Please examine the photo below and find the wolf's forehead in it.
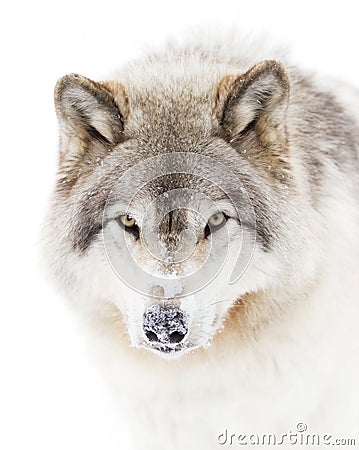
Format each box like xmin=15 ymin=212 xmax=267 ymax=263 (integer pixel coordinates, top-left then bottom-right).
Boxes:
xmin=133 ymin=173 xmax=226 ymax=206
xmin=124 ymin=86 xmax=215 ymax=147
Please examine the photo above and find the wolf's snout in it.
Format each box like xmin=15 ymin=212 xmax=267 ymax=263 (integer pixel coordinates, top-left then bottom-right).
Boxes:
xmin=143 ymin=304 xmax=188 ymax=345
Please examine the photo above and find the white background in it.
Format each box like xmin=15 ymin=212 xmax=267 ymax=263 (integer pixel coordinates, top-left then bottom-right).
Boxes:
xmin=1 ymin=1 xmax=358 ymax=449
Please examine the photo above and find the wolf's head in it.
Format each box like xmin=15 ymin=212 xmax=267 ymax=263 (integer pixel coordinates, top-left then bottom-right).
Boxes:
xmin=45 ymin=56 xmax=311 ymax=358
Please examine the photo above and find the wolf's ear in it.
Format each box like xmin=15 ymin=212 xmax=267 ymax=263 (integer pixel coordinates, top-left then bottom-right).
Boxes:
xmin=216 ymin=60 xmax=289 ymax=140
xmin=54 ymin=74 xmax=126 ymax=146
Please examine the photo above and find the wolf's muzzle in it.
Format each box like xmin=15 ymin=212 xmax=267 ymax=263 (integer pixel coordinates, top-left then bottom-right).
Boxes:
xmin=143 ymin=304 xmax=188 ymax=348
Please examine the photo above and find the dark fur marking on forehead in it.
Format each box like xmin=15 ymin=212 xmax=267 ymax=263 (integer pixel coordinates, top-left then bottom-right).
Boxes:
xmin=159 ymin=209 xmax=188 ymax=236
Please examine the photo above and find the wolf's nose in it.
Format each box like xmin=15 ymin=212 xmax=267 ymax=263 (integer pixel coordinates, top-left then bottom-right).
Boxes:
xmin=143 ymin=304 xmax=188 ymax=345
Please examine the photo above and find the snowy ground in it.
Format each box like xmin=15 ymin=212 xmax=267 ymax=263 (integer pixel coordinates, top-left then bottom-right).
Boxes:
xmin=1 ymin=1 xmax=358 ymax=449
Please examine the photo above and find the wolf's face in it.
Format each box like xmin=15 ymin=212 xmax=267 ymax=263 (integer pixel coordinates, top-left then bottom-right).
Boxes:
xmin=100 ymin=151 xmax=259 ymax=356
xmin=46 ymin=60 xmax=308 ymax=358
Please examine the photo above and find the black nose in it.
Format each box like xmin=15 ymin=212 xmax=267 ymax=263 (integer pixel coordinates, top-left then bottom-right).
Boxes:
xmin=143 ymin=305 xmax=188 ymax=345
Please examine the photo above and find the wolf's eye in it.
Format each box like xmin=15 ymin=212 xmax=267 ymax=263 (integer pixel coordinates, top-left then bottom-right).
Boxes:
xmin=119 ymin=215 xmax=136 ymax=228
xmin=204 ymin=212 xmax=227 ymax=237
xmin=116 ymin=215 xmax=139 ymax=239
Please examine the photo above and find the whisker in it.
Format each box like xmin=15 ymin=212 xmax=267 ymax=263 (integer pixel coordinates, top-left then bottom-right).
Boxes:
xmin=252 ymin=264 xmax=277 ymax=278
xmin=208 ymin=298 xmax=234 ymax=307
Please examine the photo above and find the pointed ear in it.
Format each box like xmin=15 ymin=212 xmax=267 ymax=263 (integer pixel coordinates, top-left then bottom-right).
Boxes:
xmin=54 ymin=74 xmax=126 ymax=147
xmin=216 ymin=60 xmax=289 ymax=140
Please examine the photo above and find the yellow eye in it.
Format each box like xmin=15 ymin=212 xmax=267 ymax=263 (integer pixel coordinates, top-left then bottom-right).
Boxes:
xmin=117 ymin=214 xmax=139 ymax=239
xmin=208 ymin=212 xmax=226 ymax=228
xmin=205 ymin=212 xmax=227 ymax=237
xmin=119 ymin=215 xmax=136 ymax=228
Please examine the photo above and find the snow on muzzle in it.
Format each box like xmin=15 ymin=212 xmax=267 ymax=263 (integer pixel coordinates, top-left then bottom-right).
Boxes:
xmin=102 ymin=152 xmax=256 ymax=298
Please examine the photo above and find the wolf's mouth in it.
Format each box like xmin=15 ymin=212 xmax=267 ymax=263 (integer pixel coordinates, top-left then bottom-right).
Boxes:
xmin=140 ymin=340 xmax=200 ymax=358
xmin=146 ymin=342 xmax=184 ymax=353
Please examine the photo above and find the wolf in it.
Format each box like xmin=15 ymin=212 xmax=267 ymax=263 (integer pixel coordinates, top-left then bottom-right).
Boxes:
xmin=43 ymin=36 xmax=359 ymax=449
